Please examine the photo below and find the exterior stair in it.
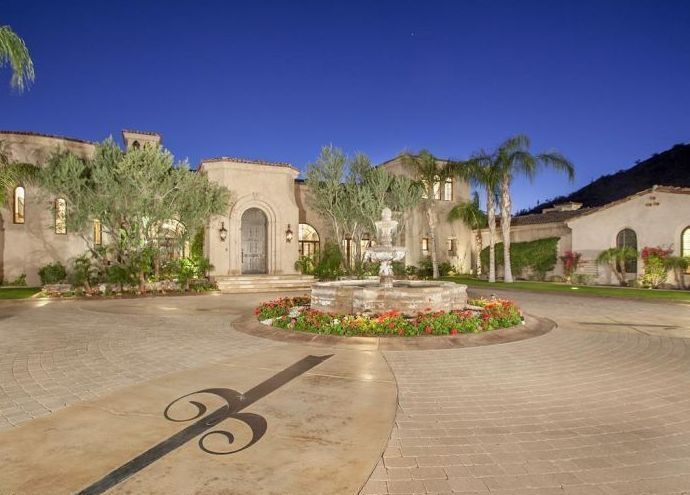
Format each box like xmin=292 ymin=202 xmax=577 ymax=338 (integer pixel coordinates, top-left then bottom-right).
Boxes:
xmin=214 ymin=274 xmax=315 ymax=293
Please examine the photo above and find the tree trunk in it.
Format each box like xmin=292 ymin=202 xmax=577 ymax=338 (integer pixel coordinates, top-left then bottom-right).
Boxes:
xmin=474 ymin=230 xmax=483 ymax=276
xmin=500 ymin=175 xmax=513 ymax=283
xmin=426 ymin=204 xmax=439 ymax=279
xmin=486 ymin=190 xmax=496 ymax=283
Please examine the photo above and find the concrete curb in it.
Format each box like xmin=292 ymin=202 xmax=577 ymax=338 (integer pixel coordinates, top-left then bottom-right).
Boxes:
xmin=233 ymin=312 xmax=556 ymax=351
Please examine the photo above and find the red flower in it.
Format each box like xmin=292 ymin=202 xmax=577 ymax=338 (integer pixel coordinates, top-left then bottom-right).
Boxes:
xmin=450 ymin=329 xmax=458 ymax=335
xmin=424 ymin=326 xmax=433 ymax=334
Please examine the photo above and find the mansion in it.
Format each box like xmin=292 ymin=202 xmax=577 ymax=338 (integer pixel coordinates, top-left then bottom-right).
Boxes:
xmin=1 ymin=129 xmax=688 ymax=289
xmin=0 ymin=130 xmax=472 ymax=287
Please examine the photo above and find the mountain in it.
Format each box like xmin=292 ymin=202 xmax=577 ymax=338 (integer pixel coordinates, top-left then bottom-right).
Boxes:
xmin=519 ymin=142 xmax=690 ymax=215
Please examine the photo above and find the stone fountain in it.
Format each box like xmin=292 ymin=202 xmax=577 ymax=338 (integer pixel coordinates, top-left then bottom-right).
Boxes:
xmin=310 ymin=208 xmax=467 ymax=316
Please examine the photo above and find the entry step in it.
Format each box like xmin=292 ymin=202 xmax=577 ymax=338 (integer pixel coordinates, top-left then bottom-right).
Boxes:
xmin=214 ymin=275 xmax=315 ymax=293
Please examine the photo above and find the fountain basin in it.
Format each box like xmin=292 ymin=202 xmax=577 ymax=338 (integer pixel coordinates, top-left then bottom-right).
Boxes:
xmin=311 ymin=279 xmax=468 ymax=316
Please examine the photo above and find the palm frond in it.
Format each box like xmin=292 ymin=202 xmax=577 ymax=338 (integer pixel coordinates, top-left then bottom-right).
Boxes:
xmin=0 ymin=25 xmax=35 ymax=92
xmin=537 ymin=151 xmax=575 ymax=181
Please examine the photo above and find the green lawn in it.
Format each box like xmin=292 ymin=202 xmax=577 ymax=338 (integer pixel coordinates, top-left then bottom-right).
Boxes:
xmin=0 ymin=287 xmax=41 ymax=299
xmin=444 ymin=276 xmax=690 ymax=302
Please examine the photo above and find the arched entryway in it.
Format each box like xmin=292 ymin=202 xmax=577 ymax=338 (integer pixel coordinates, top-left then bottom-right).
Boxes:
xmin=241 ymin=208 xmax=268 ymax=274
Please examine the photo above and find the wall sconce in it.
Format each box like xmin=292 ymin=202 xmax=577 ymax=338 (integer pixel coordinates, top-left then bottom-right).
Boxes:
xmin=219 ymin=221 xmax=228 ymax=242
xmin=285 ymin=224 xmax=294 ymax=243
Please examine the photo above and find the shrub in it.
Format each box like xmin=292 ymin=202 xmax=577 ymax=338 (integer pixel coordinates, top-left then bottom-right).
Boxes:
xmin=169 ymin=256 xmax=213 ymax=290
xmin=38 ymin=262 xmax=67 ymax=285
xmin=596 ymin=247 xmax=637 ymax=286
xmin=481 ymin=238 xmax=558 ymax=280
xmin=313 ymin=242 xmax=343 ymax=280
xmin=418 ymin=257 xmax=433 ymax=278
xmin=665 ymin=256 xmax=689 ymax=289
xmin=571 ymin=273 xmax=594 ymax=285
xmin=294 ymin=255 xmax=315 ymax=275
xmin=438 ymin=262 xmax=453 ymax=277
xmin=392 ymin=261 xmax=406 ymax=277
xmin=639 ymin=246 xmax=672 ymax=288
xmin=405 ymin=265 xmax=419 ymax=278
xmin=106 ymin=265 xmax=135 ymax=291
xmin=559 ymin=251 xmax=582 ymax=283
xmin=3 ymin=273 xmax=27 ymax=286
xmin=69 ymin=254 xmax=99 ymax=291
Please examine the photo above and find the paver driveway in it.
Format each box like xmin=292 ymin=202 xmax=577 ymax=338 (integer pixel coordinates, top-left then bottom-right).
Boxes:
xmin=0 ymin=289 xmax=689 ymax=494
xmin=364 ymin=290 xmax=690 ymax=495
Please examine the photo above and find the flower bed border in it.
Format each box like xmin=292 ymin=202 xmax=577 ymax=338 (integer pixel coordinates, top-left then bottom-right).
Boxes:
xmin=233 ymin=312 xmax=555 ymax=351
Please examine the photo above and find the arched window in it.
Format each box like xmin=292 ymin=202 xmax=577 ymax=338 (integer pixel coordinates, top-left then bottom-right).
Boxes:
xmin=298 ymin=224 xmax=320 ymax=258
xmin=55 ymin=198 xmax=67 ymax=234
xmin=13 ymin=186 xmax=25 ymax=224
xmin=159 ymin=219 xmax=186 ymax=261
xmin=93 ymin=219 xmax=102 ymax=246
xmin=616 ymin=228 xmax=637 ymax=273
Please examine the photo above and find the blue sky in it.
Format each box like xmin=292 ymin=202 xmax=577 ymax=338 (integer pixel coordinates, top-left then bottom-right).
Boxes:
xmin=2 ymin=0 xmax=689 ymax=211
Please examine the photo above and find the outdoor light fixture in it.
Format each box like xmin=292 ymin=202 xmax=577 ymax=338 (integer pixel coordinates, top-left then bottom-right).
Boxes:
xmin=219 ymin=221 xmax=228 ymax=242
xmin=285 ymin=224 xmax=294 ymax=243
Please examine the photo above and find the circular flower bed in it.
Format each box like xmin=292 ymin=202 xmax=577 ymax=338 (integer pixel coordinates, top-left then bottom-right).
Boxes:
xmin=255 ymin=296 xmax=523 ymax=337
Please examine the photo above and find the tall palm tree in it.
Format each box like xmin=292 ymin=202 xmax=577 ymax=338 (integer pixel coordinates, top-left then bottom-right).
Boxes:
xmin=450 ymin=155 xmax=501 ymax=282
xmin=487 ymin=135 xmax=574 ymax=283
xmin=0 ymin=25 xmax=35 ymax=92
xmin=402 ymin=150 xmax=453 ymax=279
xmin=448 ymin=191 xmax=486 ymax=276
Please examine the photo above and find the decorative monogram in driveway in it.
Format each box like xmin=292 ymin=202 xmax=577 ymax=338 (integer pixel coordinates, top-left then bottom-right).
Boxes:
xmin=77 ymin=354 xmax=333 ymax=495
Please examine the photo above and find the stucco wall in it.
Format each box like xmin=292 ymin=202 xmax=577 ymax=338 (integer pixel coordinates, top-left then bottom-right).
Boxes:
xmin=0 ymin=132 xmax=96 ymax=285
xmin=201 ymin=160 xmax=301 ymax=276
xmin=293 ymin=180 xmax=333 ymax=246
xmin=567 ymin=190 xmax=690 ymax=287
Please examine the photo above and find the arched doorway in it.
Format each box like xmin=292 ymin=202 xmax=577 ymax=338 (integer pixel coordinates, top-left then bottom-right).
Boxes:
xmin=241 ymin=208 xmax=267 ymax=274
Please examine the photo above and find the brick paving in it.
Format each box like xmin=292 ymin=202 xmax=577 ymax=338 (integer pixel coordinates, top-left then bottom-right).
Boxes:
xmin=362 ymin=290 xmax=690 ymax=494
xmin=0 ymin=294 xmax=279 ymax=430
xmin=2 ymin=290 xmax=690 ymax=494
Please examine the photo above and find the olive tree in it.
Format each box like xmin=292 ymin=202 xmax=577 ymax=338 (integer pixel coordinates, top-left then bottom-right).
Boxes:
xmin=40 ymin=139 xmax=232 ymax=292
xmin=306 ymin=145 xmax=421 ymax=273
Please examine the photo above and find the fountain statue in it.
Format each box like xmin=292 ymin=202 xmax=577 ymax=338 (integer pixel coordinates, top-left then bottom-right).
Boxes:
xmin=364 ymin=208 xmax=406 ymax=289
xmin=310 ymin=208 xmax=467 ymax=316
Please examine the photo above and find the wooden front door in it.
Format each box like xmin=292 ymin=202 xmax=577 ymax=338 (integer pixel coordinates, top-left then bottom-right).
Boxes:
xmin=241 ymin=208 xmax=267 ymax=274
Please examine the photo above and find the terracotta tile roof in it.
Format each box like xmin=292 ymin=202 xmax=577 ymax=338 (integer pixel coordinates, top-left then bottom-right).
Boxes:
xmin=0 ymin=130 xmax=95 ymax=145
xmin=200 ymin=156 xmax=297 ymax=171
xmin=508 ymin=208 xmax=596 ymax=226
xmin=121 ymin=129 xmax=161 ymax=137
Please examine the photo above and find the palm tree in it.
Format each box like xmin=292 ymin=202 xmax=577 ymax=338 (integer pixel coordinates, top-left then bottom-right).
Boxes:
xmin=402 ymin=150 xmax=453 ymax=279
xmin=450 ymin=155 xmax=501 ymax=282
xmin=488 ymin=135 xmax=574 ymax=283
xmin=0 ymin=25 xmax=35 ymax=92
xmin=448 ymin=191 xmax=486 ymax=276
xmin=597 ymin=247 xmax=637 ymax=286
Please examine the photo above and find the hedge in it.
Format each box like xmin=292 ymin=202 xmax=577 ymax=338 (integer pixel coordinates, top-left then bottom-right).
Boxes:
xmin=480 ymin=237 xmax=559 ymax=280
